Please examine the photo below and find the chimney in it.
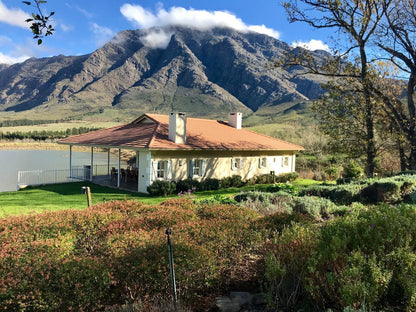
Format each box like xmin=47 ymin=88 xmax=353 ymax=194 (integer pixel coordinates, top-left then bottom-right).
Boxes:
xmin=169 ymin=112 xmax=187 ymax=144
xmin=228 ymin=112 xmax=242 ymax=129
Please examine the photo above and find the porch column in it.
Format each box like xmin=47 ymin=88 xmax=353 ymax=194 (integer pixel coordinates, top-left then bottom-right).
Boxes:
xmin=69 ymin=145 xmax=72 ymax=178
xmin=107 ymin=149 xmax=110 ymax=176
xmin=291 ymin=152 xmax=296 ymax=172
xmin=138 ymin=151 xmax=151 ymax=193
xmin=90 ymin=147 xmax=94 ymax=181
xmin=117 ymin=148 xmax=121 ymax=187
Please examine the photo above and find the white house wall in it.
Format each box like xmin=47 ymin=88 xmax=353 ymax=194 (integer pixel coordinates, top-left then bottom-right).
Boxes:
xmin=149 ymin=150 xmax=297 ymax=183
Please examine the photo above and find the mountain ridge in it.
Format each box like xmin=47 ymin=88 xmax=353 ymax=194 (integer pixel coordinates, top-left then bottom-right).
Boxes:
xmin=0 ymin=26 xmax=327 ymax=120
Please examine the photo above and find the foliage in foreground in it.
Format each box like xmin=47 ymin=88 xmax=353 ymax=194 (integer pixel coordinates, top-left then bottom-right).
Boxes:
xmin=0 ymin=198 xmax=261 ymax=311
xmin=263 ymin=204 xmax=416 ymax=311
xmin=1 ymin=177 xmax=416 ymax=311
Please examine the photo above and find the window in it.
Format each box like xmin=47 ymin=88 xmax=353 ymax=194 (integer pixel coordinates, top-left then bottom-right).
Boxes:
xmin=259 ymin=157 xmax=267 ymax=168
xmin=282 ymin=156 xmax=290 ymax=167
xmin=193 ymin=159 xmax=203 ymax=176
xmin=152 ymin=160 xmax=172 ymax=180
xmin=189 ymin=159 xmax=206 ymax=178
xmin=231 ymin=158 xmax=242 ymax=170
xmin=157 ymin=161 xmax=168 ymax=179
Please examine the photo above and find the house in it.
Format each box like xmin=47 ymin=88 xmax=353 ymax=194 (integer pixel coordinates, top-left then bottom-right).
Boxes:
xmin=58 ymin=112 xmax=304 ymax=193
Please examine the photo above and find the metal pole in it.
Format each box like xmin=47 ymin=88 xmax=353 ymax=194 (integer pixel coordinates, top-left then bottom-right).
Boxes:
xmin=117 ymin=148 xmax=121 ymax=188
xmin=166 ymin=228 xmax=178 ymax=308
xmin=90 ymin=147 xmax=94 ymax=181
xmin=69 ymin=145 xmax=72 ymax=178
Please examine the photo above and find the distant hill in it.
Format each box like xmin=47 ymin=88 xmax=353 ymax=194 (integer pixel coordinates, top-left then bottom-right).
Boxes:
xmin=0 ymin=26 xmax=328 ymax=120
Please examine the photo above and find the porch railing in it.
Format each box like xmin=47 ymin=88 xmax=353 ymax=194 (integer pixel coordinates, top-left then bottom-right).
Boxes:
xmin=17 ymin=164 xmax=120 ymax=188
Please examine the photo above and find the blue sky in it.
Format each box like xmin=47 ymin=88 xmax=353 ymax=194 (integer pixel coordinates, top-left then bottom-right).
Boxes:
xmin=0 ymin=0 xmax=332 ymax=64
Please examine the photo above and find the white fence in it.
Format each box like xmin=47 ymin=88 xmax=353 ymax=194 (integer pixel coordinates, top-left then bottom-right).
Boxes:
xmin=17 ymin=164 xmax=117 ymax=188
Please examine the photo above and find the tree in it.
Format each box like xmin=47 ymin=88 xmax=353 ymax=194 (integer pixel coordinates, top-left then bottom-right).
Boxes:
xmin=22 ymin=0 xmax=54 ymax=44
xmin=374 ymin=0 xmax=416 ymax=170
xmin=281 ymin=0 xmax=386 ymax=177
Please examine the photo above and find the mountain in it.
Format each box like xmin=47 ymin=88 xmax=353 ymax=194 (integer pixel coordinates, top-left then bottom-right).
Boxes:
xmin=0 ymin=26 xmax=327 ymax=120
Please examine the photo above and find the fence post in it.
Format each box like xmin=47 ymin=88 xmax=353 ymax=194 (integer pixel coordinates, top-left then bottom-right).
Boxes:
xmin=166 ymin=228 xmax=178 ymax=309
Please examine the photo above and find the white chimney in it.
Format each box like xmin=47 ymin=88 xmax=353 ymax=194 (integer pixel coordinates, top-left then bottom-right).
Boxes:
xmin=228 ymin=112 xmax=242 ymax=129
xmin=169 ymin=112 xmax=187 ymax=144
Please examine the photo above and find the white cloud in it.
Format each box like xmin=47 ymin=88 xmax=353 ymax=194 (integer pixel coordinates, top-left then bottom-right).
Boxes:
xmin=0 ymin=1 xmax=31 ymax=28
xmin=59 ymin=23 xmax=73 ymax=32
xmin=65 ymin=3 xmax=94 ymax=19
xmin=0 ymin=52 xmax=30 ymax=64
xmin=90 ymin=23 xmax=116 ymax=47
xmin=291 ymin=39 xmax=330 ymax=52
xmin=139 ymin=29 xmax=173 ymax=49
xmin=120 ymin=4 xmax=280 ymax=48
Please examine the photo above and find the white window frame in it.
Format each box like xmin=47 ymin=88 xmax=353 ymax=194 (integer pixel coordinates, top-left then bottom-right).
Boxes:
xmin=282 ymin=156 xmax=290 ymax=168
xmin=189 ymin=159 xmax=206 ymax=178
xmin=259 ymin=157 xmax=268 ymax=168
xmin=152 ymin=160 xmax=172 ymax=181
xmin=231 ymin=157 xmax=242 ymax=170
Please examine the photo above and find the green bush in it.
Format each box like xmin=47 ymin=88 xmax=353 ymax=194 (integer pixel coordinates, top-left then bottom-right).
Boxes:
xmin=360 ymin=181 xmax=401 ymax=204
xmin=266 ymin=183 xmax=298 ymax=195
xmin=325 ymin=165 xmax=340 ymax=180
xmin=343 ymin=159 xmax=363 ymax=179
xmin=220 ymin=175 xmax=244 ymax=188
xmin=284 ymin=196 xmax=343 ymax=220
xmin=359 ymin=177 xmax=416 ymax=204
xmin=175 ymin=178 xmax=200 ymax=193
xmin=147 ymin=180 xmax=176 ymax=196
xmin=299 ymin=184 xmax=361 ymax=205
xmin=199 ymin=178 xmax=220 ymax=191
xmin=264 ymin=204 xmax=416 ymax=311
xmin=254 ymin=173 xmax=275 ymax=184
xmin=275 ymin=172 xmax=299 ymax=183
xmin=234 ymin=191 xmax=293 ymax=215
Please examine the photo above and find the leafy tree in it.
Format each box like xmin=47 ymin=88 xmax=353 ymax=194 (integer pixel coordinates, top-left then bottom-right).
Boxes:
xmin=280 ymin=0 xmax=386 ymax=177
xmin=373 ymin=0 xmax=416 ymax=170
xmin=22 ymin=0 xmax=54 ymax=44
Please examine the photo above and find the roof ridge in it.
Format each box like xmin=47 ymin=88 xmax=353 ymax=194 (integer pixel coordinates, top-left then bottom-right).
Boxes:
xmin=57 ymin=123 xmax=126 ymax=142
xmin=146 ymin=115 xmax=162 ymax=148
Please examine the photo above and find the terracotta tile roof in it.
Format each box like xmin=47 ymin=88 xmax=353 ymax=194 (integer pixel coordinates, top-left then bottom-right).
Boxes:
xmin=58 ymin=113 xmax=304 ymax=151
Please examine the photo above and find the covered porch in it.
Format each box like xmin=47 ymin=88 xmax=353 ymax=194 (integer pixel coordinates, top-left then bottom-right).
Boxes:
xmin=66 ymin=145 xmax=152 ymax=193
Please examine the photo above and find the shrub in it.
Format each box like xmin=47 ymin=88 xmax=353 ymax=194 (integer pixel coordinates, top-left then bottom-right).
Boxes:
xmin=284 ymin=196 xmax=342 ymax=220
xmin=266 ymin=183 xmax=298 ymax=195
xmin=325 ymin=165 xmax=340 ymax=180
xmin=299 ymin=184 xmax=361 ymax=205
xmin=0 ymin=199 xmax=263 ymax=311
xmin=275 ymin=172 xmax=299 ymax=183
xmin=255 ymin=173 xmax=275 ymax=184
xmin=360 ymin=181 xmax=401 ymax=204
xmin=175 ymin=178 xmax=200 ymax=193
xmin=343 ymin=159 xmax=363 ymax=179
xmin=234 ymin=191 xmax=293 ymax=215
xmin=147 ymin=180 xmax=176 ymax=196
xmin=199 ymin=178 xmax=220 ymax=191
xmin=264 ymin=204 xmax=416 ymax=311
xmin=197 ymin=194 xmax=237 ymax=205
xmin=220 ymin=175 xmax=244 ymax=188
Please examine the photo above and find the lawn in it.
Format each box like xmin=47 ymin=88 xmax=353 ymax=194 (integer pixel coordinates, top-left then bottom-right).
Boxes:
xmin=0 ymin=181 xmax=291 ymax=218
xmin=0 ymin=182 xmax=161 ymax=218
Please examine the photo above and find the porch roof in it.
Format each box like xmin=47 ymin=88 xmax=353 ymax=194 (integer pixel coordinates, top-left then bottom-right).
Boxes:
xmin=58 ymin=113 xmax=304 ymax=151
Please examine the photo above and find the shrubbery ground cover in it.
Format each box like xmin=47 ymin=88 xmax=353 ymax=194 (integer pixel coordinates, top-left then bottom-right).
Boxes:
xmin=2 ymin=174 xmax=416 ymax=311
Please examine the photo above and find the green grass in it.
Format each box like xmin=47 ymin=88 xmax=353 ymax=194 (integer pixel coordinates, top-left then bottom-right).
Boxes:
xmin=0 ymin=179 xmax=321 ymax=218
xmin=0 ymin=182 xmax=164 ymax=218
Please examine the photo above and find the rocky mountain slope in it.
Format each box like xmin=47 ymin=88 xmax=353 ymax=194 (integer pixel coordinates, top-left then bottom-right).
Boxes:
xmin=0 ymin=26 xmax=327 ymax=119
